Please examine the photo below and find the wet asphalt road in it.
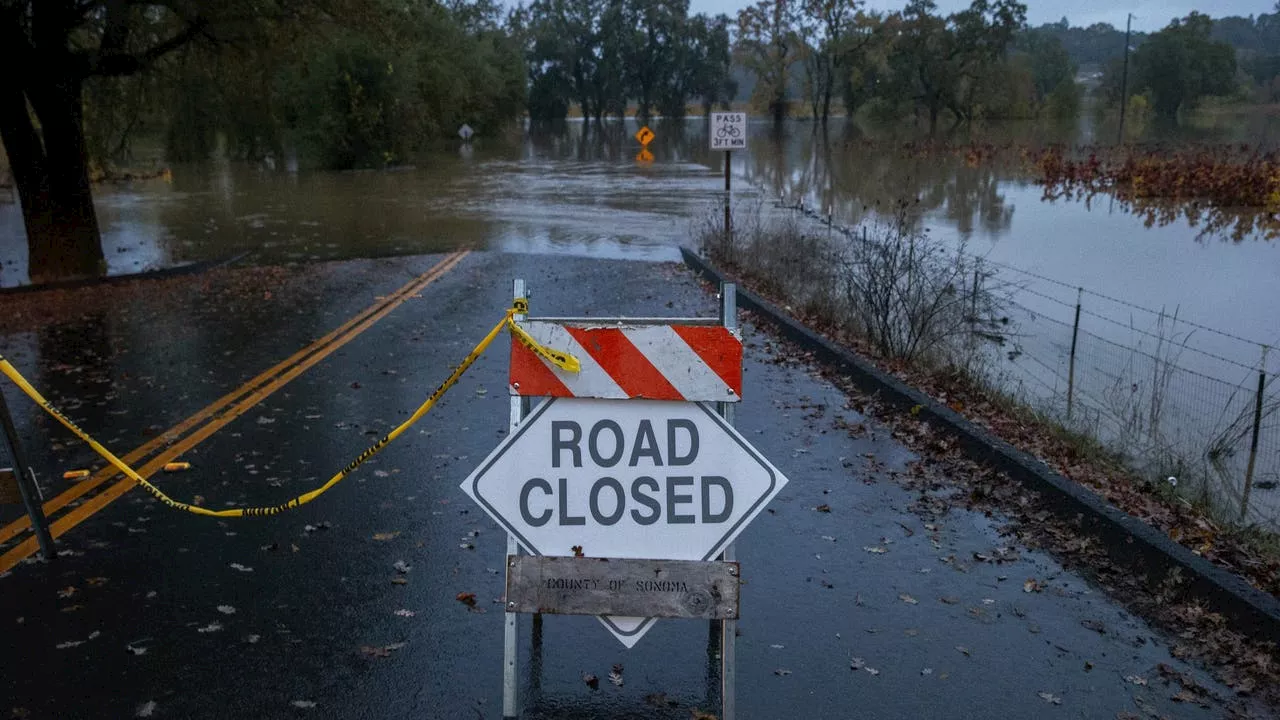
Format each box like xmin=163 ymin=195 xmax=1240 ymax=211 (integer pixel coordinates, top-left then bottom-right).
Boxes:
xmin=0 ymin=252 xmax=1243 ymax=719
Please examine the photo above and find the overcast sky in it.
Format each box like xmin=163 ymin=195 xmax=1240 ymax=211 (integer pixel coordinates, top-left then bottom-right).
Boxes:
xmin=688 ymin=0 xmax=1278 ymax=32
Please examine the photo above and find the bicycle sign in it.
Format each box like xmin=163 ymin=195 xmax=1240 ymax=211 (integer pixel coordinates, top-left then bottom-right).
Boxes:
xmin=710 ymin=112 xmax=747 ymax=151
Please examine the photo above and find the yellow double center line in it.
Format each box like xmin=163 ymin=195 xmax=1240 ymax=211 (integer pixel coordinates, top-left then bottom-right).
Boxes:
xmin=0 ymin=250 xmax=469 ymax=573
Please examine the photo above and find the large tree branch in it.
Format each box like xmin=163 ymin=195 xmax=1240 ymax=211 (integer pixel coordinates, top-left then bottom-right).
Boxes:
xmin=82 ymin=15 xmax=208 ymax=77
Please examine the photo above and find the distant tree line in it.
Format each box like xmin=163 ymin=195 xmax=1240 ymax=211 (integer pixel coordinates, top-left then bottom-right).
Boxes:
xmin=516 ymin=0 xmax=736 ymax=125
xmin=739 ymin=0 xmax=1278 ymax=128
xmin=734 ymin=0 xmax=1074 ymax=130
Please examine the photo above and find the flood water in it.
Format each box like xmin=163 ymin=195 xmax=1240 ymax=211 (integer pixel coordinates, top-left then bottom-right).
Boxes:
xmin=2 ymin=117 xmax=1277 ymax=519
xmin=2 ymin=118 xmax=1276 ymax=359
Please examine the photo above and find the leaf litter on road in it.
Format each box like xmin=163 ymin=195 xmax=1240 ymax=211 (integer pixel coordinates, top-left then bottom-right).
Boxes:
xmin=1037 ymin=692 xmax=1062 ymax=705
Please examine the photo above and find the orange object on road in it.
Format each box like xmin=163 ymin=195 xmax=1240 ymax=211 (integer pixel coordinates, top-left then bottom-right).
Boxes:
xmin=62 ymin=470 xmax=90 ymax=480
xmin=163 ymin=462 xmax=191 ymax=472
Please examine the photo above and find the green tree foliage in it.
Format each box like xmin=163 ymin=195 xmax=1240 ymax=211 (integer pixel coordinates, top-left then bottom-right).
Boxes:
xmin=1126 ymin=13 xmax=1237 ymax=117
xmin=796 ymin=0 xmax=876 ymax=125
xmin=885 ymin=0 xmax=1027 ymax=131
xmin=0 ymin=0 xmax=356 ymax=281
xmin=522 ymin=0 xmax=732 ymax=125
xmin=165 ymin=1 xmax=526 ymax=168
xmin=737 ymin=0 xmax=798 ymax=126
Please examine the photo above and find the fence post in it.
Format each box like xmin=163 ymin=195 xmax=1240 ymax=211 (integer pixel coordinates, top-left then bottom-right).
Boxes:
xmin=1240 ymin=345 xmax=1269 ymax=523
xmin=970 ymin=263 xmax=980 ymax=324
xmin=1066 ymin=288 xmax=1083 ymax=421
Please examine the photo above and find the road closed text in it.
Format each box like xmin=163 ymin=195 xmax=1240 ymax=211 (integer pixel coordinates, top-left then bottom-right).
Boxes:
xmin=518 ymin=419 xmax=733 ymax=527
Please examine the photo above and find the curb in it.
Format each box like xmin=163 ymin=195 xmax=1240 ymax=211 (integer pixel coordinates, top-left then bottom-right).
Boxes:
xmin=681 ymin=246 xmax=1280 ymax=646
xmin=0 ymin=252 xmax=252 ymax=295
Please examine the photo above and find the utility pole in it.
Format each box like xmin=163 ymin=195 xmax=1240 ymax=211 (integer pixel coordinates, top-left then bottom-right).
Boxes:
xmin=1117 ymin=13 xmax=1132 ymax=144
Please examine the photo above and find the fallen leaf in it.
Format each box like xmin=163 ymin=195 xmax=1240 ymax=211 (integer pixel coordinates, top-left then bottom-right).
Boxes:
xmin=246 ymin=635 xmax=261 ymax=644
xmin=217 ymin=605 xmax=236 ymax=615
xmin=197 ymin=622 xmax=222 ymax=633
xmin=690 ymin=709 xmax=718 ymax=720
xmin=583 ymin=673 xmax=599 ymax=689
xmin=372 ymin=532 xmax=399 ymax=541
xmin=956 ymin=646 xmax=971 ymax=656
xmin=1171 ymin=690 xmax=1198 ymax=704
xmin=571 ymin=545 xmax=584 ymax=558
xmin=1038 ymin=692 xmax=1062 ymax=705
xmin=1023 ymin=578 xmax=1042 ymax=593
xmin=815 ymin=504 xmax=831 ymax=513
xmin=863 ymin=546 xmax=887 ymax=554
xmin=136 ymin=701 xmax=157 ymax=717
xmin=774 ymin=668 xmax=792 ymax=676
xmin=229 ymin=563 xmax=253 ymax=573
xmin=57 ymin=586 xmax=77 ymax=599
xmin=1125 ymin=675 xmax=1147 ymax=686
xmin=291 ymin=700 xmax=316 ymax=709
xmin=85 ymin=577 xmax=108 ymax=587
xmin=921 ymin=668 xmax=933 ymax=675
xmin=393 ymin=560 xmax=411 ymax=574
xmin=645 ymin=692 xmax=677 ymax=708
xmin=609 ymin=663 xmax=624 ymax=686
xmin=899 ymin=594 xmax=918 ymax=605
xmin=360 ymin=645 xmax=391 ymax=658
xmin=390 ymin=577 xmax=408 ymax=585
xmin=1080 ymin=619 xmax=1106 ymax=634
xmin=456 ymin=592 xmax=477 ymax=608
xmin=55 ymin=640 xmax=84 ymax=650
xmin=939 ymin=596 xmax=959 ymax=605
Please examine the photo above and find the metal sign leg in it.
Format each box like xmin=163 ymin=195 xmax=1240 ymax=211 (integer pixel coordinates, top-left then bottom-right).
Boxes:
xmin=0 ymin=387 xmax=54 ymax=560
xmin=717 ymin=282 xmax=737 ymax=720
xmin=504 ymin=278 xmax=527 ymax=720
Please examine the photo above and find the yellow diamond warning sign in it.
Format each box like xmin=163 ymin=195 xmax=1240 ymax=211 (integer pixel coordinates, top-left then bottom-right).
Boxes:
xmin=635 ymin=126 xmax=654 ymax=146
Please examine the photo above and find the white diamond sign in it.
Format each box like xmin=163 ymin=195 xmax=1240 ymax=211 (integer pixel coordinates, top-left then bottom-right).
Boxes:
xmin=461 ymin=397 xmax=788 ymax=647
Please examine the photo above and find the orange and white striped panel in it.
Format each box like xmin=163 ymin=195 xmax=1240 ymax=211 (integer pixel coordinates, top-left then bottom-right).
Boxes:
xmin=510 ymin=321 xmax=742 ymax=402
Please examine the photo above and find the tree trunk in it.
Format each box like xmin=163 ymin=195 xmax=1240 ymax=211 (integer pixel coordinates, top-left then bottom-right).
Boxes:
xmin=772 ymin=95 xmax=786 ymax=128
xmin=0 ymin=78 xmax=105 ymax=283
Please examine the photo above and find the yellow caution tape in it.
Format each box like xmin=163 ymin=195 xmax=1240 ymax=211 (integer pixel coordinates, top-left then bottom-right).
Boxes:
xmin=0 ymin=298 xmax=576 ymax=518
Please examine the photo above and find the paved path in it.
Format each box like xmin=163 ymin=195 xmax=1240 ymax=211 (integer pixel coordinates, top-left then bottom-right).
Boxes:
xmin=0 ymin=252 xmax=1239 ymax=718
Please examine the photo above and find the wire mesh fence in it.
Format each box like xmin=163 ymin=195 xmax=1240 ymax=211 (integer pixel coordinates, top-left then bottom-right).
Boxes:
xmin=743 ymin=200 xmax=1278 ymax=530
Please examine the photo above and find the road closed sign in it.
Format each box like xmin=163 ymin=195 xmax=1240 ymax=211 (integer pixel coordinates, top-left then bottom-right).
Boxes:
xmin=461 ymin=397 xmax=787 ymax=646
xmin=710 ymin=112 xmax=747 ymax=151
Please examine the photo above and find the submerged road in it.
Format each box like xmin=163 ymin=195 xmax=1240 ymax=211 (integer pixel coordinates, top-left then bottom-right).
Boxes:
xmin=0 ymin=252 xmax=1243 ymax=719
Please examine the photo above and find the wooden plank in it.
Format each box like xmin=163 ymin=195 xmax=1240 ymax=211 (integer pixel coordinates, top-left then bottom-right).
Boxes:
xmin=505 ymin=555 xmax=739 ymax=619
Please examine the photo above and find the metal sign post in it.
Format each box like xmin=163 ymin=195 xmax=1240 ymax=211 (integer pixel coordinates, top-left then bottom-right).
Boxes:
xmin=0 ymin=389 xmax=54 ymax=560
xmin=717 ymin=283 xmax=737 ymax=720
xmin=469 ymin=279 xmax=779 ymax=719
xmin=710 ymin=113 xmax=747 ymax=250
xmin=503 ymin=278 xmax=527 ymax=720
